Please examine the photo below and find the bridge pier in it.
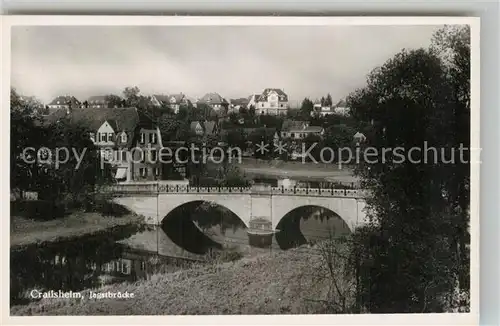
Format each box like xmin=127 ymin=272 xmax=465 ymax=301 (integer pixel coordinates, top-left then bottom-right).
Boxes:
xmin=108 ymin=184 xmax=368 ymax=246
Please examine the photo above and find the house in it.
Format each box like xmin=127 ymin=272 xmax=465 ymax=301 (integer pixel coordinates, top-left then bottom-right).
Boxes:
xmin=229 ymin=98 xmax=250 ymax=113
xmin=197 ymin=93 xmax=228 ymax=111
xmin=353 ymin=132 xmax=367 ymax=146
xmin=280 ymin=120 xmax=324 ymax=140
xmin=247 ymin=94 xmax=259 ymax=109
xmin=86 ymin=95 xmax=111 ymax=109
xmin=280 ymin=120 xmax=309 ymax=138
xmin=333 ymin=100 xmax=351 ymax=116
xmin=150 ymin=95 xmax=169 ymax=107
xmin=255 ymin=88 xmax=288 ymax=115
xmin=152 ymin=94 xmax=188 ymax=114
xmin=190 ymin=121 xmax=220 ymax=137
xmin=69 ymin=107 xmax=163 ymax=182
xmin=46 ymin=95 xmax=81 ymax=114
xmin=312 ymin=101 xmax=335 ymax=117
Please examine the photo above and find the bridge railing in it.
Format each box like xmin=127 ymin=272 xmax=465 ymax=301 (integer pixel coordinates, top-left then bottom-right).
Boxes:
xmin=105 ymin=182 xmax=368 ymax=198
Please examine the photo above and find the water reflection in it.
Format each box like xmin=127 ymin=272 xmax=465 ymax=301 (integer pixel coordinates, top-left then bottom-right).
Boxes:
xmin=10 ymin=203 xmax=352 ymax=307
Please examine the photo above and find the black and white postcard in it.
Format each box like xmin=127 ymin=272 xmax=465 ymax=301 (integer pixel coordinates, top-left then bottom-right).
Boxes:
xmin=2 ymin=16 xmax=480 ymax=325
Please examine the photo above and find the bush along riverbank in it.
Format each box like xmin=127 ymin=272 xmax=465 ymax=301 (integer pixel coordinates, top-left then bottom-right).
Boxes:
xmin=10 ymin=190 xmax=145 ymax=249
xmin=10 ymin=213 xmax=145 ymax=250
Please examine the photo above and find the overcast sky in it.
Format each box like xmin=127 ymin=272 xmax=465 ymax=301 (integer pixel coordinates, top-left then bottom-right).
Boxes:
xmin=11 ymin=25 xmax=442 ymax=104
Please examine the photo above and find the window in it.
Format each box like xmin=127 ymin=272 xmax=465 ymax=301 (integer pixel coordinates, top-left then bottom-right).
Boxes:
xmin=291 ymin=133 xmax=295 ymax=138
xmin=261 ymin=103 xmax=264 ymax=107
xmin=140 ymin=261 xmax=146 ymax=271
xmin=140 ymin=168 xmax=148 ymax=177
xmin=108 ymin=133 xmax=114 ymax=141
xmin=154 ymin=167 xmax=160 ymax=176
xmin=140 ymin=133 xmax=145 ymax=144
xmin=280 ymin=104 xmax=284 ymax=107
xmin=121 ymin=151 xmax=127 ymax=162
xmin=121 ymin=133 xmax=127 ymax=143
xmin=149 ymin=133 xmax=157 ymax=144
xmin=102 ymin=133 xmax=107 ymax=142
xmin=120 ymin=260 xmax=130 ymax=275
xmin=150 ymin=149 xmax=157 ymax=162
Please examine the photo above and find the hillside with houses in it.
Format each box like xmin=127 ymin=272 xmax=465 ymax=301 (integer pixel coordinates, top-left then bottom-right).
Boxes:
xmin=22 ymin=86 xmax=368 ymax=184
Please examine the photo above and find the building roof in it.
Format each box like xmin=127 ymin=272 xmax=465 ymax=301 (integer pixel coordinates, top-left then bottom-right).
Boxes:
xmin=198 ymin=92 xmax=227 ymax=105
xmin=288 ymin=126 xmax=323 ymax=133
xmin=69 ymin=107 xmax=145 ymax=133
xmin=230 ymin=98 xmax=250 ymax=106
xmin=169 ymin=93 xmax=186 ymax=103
xmin=335 ymin=99 xmax=347 ymax=107
xmin=87 ymin=95 xmax=109 ymax=104
xmin=153 ymin=94 xmax=187 ymax=104
xmin=281 ymin=120 xmax=308 ymax=131
xmin=244 ymin=127 xmax=277 ymax=138
xmin=48 ymin=95 xmax=81 ymax=106
xmin=203 ymin=121 xmax=217 ymax=135
xmin=256 ymin=88 xmax=288 ymax=102
xmin=353 ymin=132 xmax=366 ymax=140
xmin=190 ymin=121 xmax=203 ymax=131
xmin=190 ymin=120 xmax=218 ymax=136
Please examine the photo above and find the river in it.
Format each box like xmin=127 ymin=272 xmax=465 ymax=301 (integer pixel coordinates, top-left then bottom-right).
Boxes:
xmin=10 ymin=186 xmax=352 ymax=307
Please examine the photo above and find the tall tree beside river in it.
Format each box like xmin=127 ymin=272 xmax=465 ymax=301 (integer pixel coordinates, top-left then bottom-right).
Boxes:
xmin=346 ymin=26 xmax=471 ymax=313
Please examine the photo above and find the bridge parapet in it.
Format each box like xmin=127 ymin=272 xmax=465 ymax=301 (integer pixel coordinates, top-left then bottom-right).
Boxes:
xmin=105 ymin=182 xmax=368 ymax=198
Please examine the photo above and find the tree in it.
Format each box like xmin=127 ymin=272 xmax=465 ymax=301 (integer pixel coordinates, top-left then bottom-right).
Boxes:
xmin=324 ymin=124 xmax=356 ymax=151
xmin=250 ymin=128 xmax=274 ymax=159
xmin=300 ymin=98 xmax=314 ymax=120
xmin=105 ymin=94 xmax=124 ymax=108
xmin=122 ymin=86 xmax=140 ymax=101
xmin=158 ymin=114 xmax=182 ymax=141
xmin=259 ymin=114 xmax=283 ymax=129
xmin=430 ymin=25 xmax=471 ymax=292
xmin=302 ymin=134 xmax=323 ymax=162
xmin=347 ymin=48 xmax=461 ymax=312
xmin=223 ymin=128 xmax=246 ymax=149
xmin=10 ymin=88 xmax=46 ymax=191
xmin=44 ymin=119 xmax=103 ymax=202
xmin=325 ymin=93 xmax=333 ymax=107
xmin=195 ymin=103 xmax=215 ymax=121
xmin=248 ymin=104 xmax=256 ymax=118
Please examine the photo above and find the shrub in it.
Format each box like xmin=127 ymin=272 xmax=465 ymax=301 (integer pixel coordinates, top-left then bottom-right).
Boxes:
xmin=12 ymin=200 xmax=66 ymax=220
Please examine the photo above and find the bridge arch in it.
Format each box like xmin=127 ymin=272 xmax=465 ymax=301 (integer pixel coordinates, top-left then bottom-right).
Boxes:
xmin=272 ymin=195 xmax=366 ymax=232
xmin=160 ymin=200 xmax=248 ymax=230
xmin=157 ymin=193 xmax=252 ymax=228
xmin=275 ymin=205 xmax=352 ymax=249
xmin=160 ymin=200 xmax=248 ymax=255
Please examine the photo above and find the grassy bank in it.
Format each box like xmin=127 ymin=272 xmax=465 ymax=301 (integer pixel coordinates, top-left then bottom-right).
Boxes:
xmin=11 ymin=246 xmax=347 ymax=315
xmin=11 ymin=212 xmax=144 ymax=249
xmin=236 ymin=158 xmax=359 ymax=184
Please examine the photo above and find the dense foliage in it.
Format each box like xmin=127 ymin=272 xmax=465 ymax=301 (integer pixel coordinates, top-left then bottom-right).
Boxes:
xmin=344 ymin=25 xmax=471 ymax=313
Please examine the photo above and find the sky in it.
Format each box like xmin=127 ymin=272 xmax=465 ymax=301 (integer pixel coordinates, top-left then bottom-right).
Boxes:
xmin=11 ymin=25 xmax=443 ymax=105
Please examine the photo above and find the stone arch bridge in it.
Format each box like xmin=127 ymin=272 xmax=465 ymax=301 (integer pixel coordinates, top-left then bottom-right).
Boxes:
xmin=106 ymin=182 xmax=369 ymax=233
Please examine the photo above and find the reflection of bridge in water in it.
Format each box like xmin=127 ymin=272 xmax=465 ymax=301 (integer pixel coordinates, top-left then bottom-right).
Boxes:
xmin=106 ymin=182 xmax=369 ymax=243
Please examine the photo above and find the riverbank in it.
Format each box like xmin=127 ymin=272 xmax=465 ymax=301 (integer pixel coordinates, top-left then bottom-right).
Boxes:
xmin=11 ymin=212 xmax=144 ymax=249
xmin=11 ymin=246 xmax=340 ymax=315
xmin=237 ymin=158 xmax=359 ymax=184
